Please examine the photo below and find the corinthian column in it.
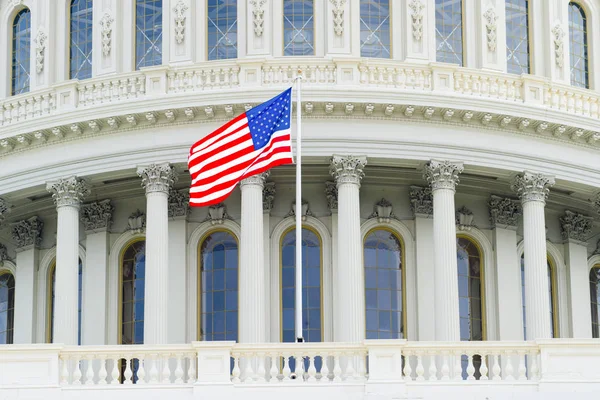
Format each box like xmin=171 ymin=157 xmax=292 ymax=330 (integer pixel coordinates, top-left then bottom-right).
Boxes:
xmin=239 ymin=172 xmax=269 ymax=343
xmin=137 ymin=163 xmax=177 ymax=344
xmin=330 ymin=155 xmax=367 ymax=342
xmin=423 ymin=160 xmax=463 ymax=341
xmin=512 ymin=172 xmax=555 ymax=340
xmin=47 ymin=177 xmax=90 ymax=345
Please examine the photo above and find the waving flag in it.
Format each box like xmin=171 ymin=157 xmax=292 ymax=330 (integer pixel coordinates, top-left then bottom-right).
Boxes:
xmin=188 ymin=89 xmax=294 ymax=207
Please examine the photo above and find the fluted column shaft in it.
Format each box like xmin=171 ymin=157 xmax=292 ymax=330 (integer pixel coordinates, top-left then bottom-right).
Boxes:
xmin=239 ymin=173 xmax=268 ymax=343
xmin=138 ymin=164 xmax=177 ymax=344
xmin=330 ymin=155 xmax=367 ymax=342
xmin=47 ymin=177 xmax=90 ymax=345
xmin=424 ymin=160 xmax=463 ymax=341
xmin=512 ymin=172 xmax=555 ymax=340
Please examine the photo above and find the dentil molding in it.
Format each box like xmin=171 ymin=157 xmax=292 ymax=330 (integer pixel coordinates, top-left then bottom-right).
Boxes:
xmin=511 ymin=172 xmax=555 ymax=204
xmin=330 ymin=155 xmax=367 ymax=187
xmin=488 ymin=195 xmax=521 ymax=229
xmin=409 ymin=186 xmax=433 ymax=217
xmin=423 ymin=160 xmax=464 ymax=191
xmin=560 ymin=210 xmax=593 ymax=242
xmin=11 ymin=216 xmax=43 ymax=248
xmin=137 ymin=163 xmax=178 ymax=194
xmin=81 ymin=199 xmax=113 ymax=231
xmin=46 ymin=176 xmax=90 ymax=208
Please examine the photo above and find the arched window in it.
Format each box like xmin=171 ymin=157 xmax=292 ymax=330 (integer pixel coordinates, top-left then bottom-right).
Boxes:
xmin=283 ymin=0 xmax=314 ymax=56
xmin=568 ymin=2 xmax=589 ymax=88
xmin=281 ymin=227 xmax=322 ymax=342
xmin=0 ymin=272 xmax=15 ymax=344
xmin=364 ymin=229 xmax=404 ymax=339
xmin=48 ymin=259 xmax=83 ymax=344
xmin=12 ymin=8 xmax=31 ymax=95
xmin=360 ymin=0 xmax=391 ymax=58
xmin=120 ymin=240 xmax=145 ymax=344
xmin=435 ymin=0 xmax=463 ymax=65
xmin=69 ymin=0 xmax=93 ymax=80
xmin=590 ymin=265 xmax=600 ymax=338
xmin=505 ymin=0 xmax=530 ymax=74
xmin=135 ymin=0 xmax=162 ymax=70
xmin=198 ymin=230 xmax=238 ymax=341
xmin=520 ymin=255 xmax=558 ymax=338
xmin=207 ymin=0 xmax=237 ymax=60
xmin=457 ymin=237 xmax=484 ymax=341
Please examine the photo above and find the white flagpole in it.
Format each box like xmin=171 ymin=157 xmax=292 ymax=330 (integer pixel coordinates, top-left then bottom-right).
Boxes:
xmin=295 ymin=73 xmax=303 ymax=342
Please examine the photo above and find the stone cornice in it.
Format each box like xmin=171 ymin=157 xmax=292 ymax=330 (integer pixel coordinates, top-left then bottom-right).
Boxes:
xmin=46 ymin=176 xmax=90 ymax=208
xmin=511 ymin=172 xmax=555 ymax=204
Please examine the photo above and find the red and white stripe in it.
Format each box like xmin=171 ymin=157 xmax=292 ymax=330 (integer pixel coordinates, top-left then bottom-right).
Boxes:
xmin=188 ymin=113 xmax=293 ymax=207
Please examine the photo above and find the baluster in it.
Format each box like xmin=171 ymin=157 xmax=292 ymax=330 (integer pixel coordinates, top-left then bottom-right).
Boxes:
xmin=491 ymin=354 xmax=501 ymax=381
xmin=517 ymin=351 xmax=527 ymax=381
xmin=320 ymin=353 xmax=330 ymax=382
xmin=110 ymin=357 xmax=120 ymax=385
xmin=231 ymin=353 xmax=241 ymax=383
xmin=415 ymin=354 xmax=424 ymax=381
xmin=60 ymin=355 xmax=70 ymax=385
xmin=269 ymin=352 xmax=279 ymax=383
xmin=123 ymin=357 xmax=133 ymax=385
xmin=402 ymin=351 xmax=413 ymax=382
xmin=345 ymin=353 xmax=355 ymax=381
xmin=85 ymin=355 xmax=95 ymax=385
xmin=256 ymin=352 xmax=267 ymax=383
xmin=73 ymin=355 xmax=83 ymax=385
xmin=174 ymin=354 xmax=184 ymax=384
xmin=98 ymin=355 xmax=108 ymax=385
xmin=149 ymin=354 xmax=159 ymax=384
xmin=137 ymin=356 xmax=146 ymax=384
xmin=428 ymin=352 xmax=438 ymax=381
xmin=293 ymin=353 xmax=304 ymax=381
xmin=307 ymin=355 xmax=317 ymax=382
xmin=161 ymin=355 xmax=171 ymax=384
xmin=358 ymin=352 xmax=367 ymax=381
xmin=504 ymin=351 xmax=515 ymax=380
xmin=453 ymin=351 xmax=463 ymax=381
xmin=466 ymin=353 xmax=475 ymax=380
xmin=188 ymin=354 xmax=197 ymax=383
xmin=244 ymin=354 xmax=255 ymax=383
xmin=332 ymin=352 xmax=342 ymax=383
xmin=479 ymin=352 xmax=489 ymax=380
xmin=529 ymin=351 xmax=539 ymax=381
xmin=282 ymin=354 xmax=291 ymax=381
xmin=441 ymin=352 xmax=450 ymax=380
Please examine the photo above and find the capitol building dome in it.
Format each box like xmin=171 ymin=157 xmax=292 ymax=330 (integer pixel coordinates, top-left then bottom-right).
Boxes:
xmin=1 ymin=1 xmax=600 ymax=399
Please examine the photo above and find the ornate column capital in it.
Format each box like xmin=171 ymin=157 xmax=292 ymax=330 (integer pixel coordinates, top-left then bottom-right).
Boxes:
xmin=262 ymin=181 xmax=276 ymax=212
xmin=240 ymin=172 xmax=269 ymax=189
xmin=325 ymin=181 xmax=338 ymax=212
xmin=511 ymin=171 xmax=555 ymax=204
xmin=409 ymin=185 xmax=433 ymax=217
xmin=488 ymin=195 xmax=521 ymax=229
xmin=137 ymin=163 xmax=178 ymax=194
xmin=423 ymin=160 xmax=464 ymax=191
xmin=329 ymin=155 xmax=367 ymax=187
xmin=81 ymin=199 xmax=114 ymax=232
xmin=560 ymin=210 xmax=593 ymax=243
xmin=168 ymin=188 xmax=190 ymax=218
xmin=11 ymin=216 xmax=43 ymax=248
xmin=46 ymin=177 xmax=90 ymax=208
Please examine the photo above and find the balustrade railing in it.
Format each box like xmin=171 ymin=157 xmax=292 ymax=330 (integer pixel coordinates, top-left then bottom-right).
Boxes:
xmin=167 ymin=64 xmax=240 ymax=93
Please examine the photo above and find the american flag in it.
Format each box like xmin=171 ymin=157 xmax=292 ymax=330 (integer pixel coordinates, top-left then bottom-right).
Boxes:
xmin=188 ymin=89 xmax=294 ymax=207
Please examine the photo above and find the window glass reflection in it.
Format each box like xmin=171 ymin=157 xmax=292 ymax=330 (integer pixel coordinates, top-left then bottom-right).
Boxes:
xmin=505 ymin=0 xmax=530 ymax=74
xmin=136 ymin=0 xmax=162 ymax=69
xmin=435 ymin=0 xmax=463 ymax=65
xmin=457 ymin=238 xmax=483 ymax=341
xmin=12 ymin=8 xmax=31 ymax=95
xmin=569 ymin=2 xmax=589 ymax=88
xmin=360 ymin=0 xmax=391 ymax=58
xmin=70 ymin=0 xmax=93 ymax=79
xmin=521 ymin=255 xmax=556 ymax=338
xmin=0 ymin=273 xmax=15 ymax=344
xmin=283 ymin=0 xmax=314 ymax=56
xmin=208 ymin=0 xmax=237 ymax=60
xmin=121 ymin=241 xmax=145 ymax=344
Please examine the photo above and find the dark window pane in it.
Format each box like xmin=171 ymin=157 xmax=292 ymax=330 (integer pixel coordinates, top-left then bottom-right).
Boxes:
xmin=569 ymin=2 xmax=589 ymax=88
xmin=70 ymin=0 xmax=93 ymax=79
xmin=360 ymin=0 xmax=391 ymax=58
xmin=436 ymin=0 xmax=463 ymax=65
xmin=136 ymin=0 xmax=162 ymax=69
xmin=283 ymin=0 xmax=314 ymax=56
xmin=12 ymin=8 xmax=31 ymax=95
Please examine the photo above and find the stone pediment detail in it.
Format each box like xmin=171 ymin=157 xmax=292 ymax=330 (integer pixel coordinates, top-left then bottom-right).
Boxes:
xmin=128 ymin=210 xmax=145 ymax=233
xmin=456 ymin=206 xmax=475 ymax=231
xmin=368 ymin=198 xmax=396 ymax=223
xmin=204 ymin=203 xmax=230 ymax=225
xmin=286 ymin=200 xmax=313 ymax=221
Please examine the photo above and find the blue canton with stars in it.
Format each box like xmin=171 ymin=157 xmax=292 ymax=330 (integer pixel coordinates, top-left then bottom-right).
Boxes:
xmin=246 ymin=88 xmax=292 ymax=150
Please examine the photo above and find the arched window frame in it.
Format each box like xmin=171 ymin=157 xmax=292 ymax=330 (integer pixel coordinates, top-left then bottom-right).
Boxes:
xmin=0 ymin=262 xmax=16 ymax=345
xmin=505 ymin=0 xmax=531 ymax=75
xmin=196 ymin=228 xmax=240 ymax=341
xmin=118 ymin=238 xmax=146 ymax=345
xmin=435 ymin=0 xmax=465 ymax=66
xmin=69 ymin=0 xmax=93 ymax=80
xmin=456 ymin=234 xmax=487 ymax=341
xmin=10 ymin=7 xmax=32 ymax=95
xmin=568 ymin=1 xmax=590 ymax=88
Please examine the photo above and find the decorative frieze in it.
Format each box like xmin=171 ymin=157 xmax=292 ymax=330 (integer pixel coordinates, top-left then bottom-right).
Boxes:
xmin=325 ymin=181 xmax=338 ymax=212
xmin=262 ymin=182 xmax=276 ymax=212
xmin=34 ymin=29 xmax=48 ymax=74
xmin=137 ymin=163 xmax=177 ymax=194
xmin=409 ymin=0 xmax=424 ymax=41
xmin=330 ymin=155 xmax=367 ymax=187
xmin=330 ymin=0 xmax=346 ymax=36
xmin=173 ymin=0 xmax=188 ymax=44
xmin=488 ymin=195 xmax=521 ymax=228
xmin=205 ymin=203 xmax=229 ymax=225
xmin=483 ymin=8 xmax=498 ymax=52
xmin=286 ymin=200 xmax=313 ymax=221
xmin=249 ymin=0 xmax=267 ymax=37
xmin=168 ymin=188 xmax=190 ymax=218
xmin=81 ymin=199 xmax=114 ymax=231
xmin=560 ymin=210 xmax=593 ymax=242
xmin=423 ymin=160 xmax=464 ymax=191
xmin=409 ymin=186 xmax=433 ymax=217
xmin=552 ymin=23 xmax=565 ymax=68
xmin=46 ymin=177 xmax=90 ymax=208
xmin=456 ymin=206 xmax=475 ymax=231
xmin=368 ymin=198 xmax=395 ymax=223
xmin=511 ymin=172 xmax=555 ymax=204
xmin=11 ymin=216 xmax=43 ymax=248
xmin=0 ymin=243 xmax=8 ymax=262
xmin=127 ymin=210 xmax=145 ymax=233
xmin=99 ymin=12 xmax=114 ymax=57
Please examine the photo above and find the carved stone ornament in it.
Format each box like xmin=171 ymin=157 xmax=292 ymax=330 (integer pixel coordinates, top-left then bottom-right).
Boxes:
xmin=34 ymin=29 xmax=48 ymax=74
xmin=369 ymin=198 xmax=395 ymax=223
xmin=423 ymin=160 xmax=464 ymax=191
xmin=594 ymin=193 xmax=600 ymax=215
xmin=594 ymin=239 xmax=600 ymax=255
xmin=0 ymin=243 xmax=8 ymax=263
xmin=483 ymin=8 xmax=498 ymax=52
xmin=241 ymin=172 xmax=269 ymax=188
xmin=100 ymin=12 xmax=114 ymax=57
xmin=286 ymin=200 xmax=313 ymax=221
xmin=81 ymin=199 xmax=114 ymax=231
xmin=511 ymin=172 xmax=555 ymax=204
xmin=330 ymin=0 xmax=347 ymax=36
xmin=325 ymin=181 xmax=338 ymax=212
xmin=137 ymin=163 xmax=177 ymax=194
xmin=330 ymin=155 xmax=367 ymax=187
xmin=488 ymin=195 xmax=521 ymax=228
xmin=409 ymin=186 xmax=433 ymax=217
xmin=128 ymin=210 xmax=146 ymax=233
xmin=409 ymin=0 xmax=425 ymax=41
xmin=560 ymin=210 xmax=593 ymax=242
xmin=552 ymin=23 xmax=565 ymax=68
xmin=173 ymin=0 xmax=188 ymax=44
xmin=168 ymin=188 xmax=190 ymax=218
xmin=249 ymin=0 xmax=267 ymax=37
xmin=11 ymin=216 xmax=43 ymax=248
xmin=262 ymin=182 xmax=276 ymax=211
xmin=46 ymin=177 xmax=90 ymax=208
xmin=205 ymin=203 xmax=229 ymax=225
xmin=0 ymin=198 xmax=10 ymax=223
xmin=456 ymin=206 xmax=475 ymax=231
